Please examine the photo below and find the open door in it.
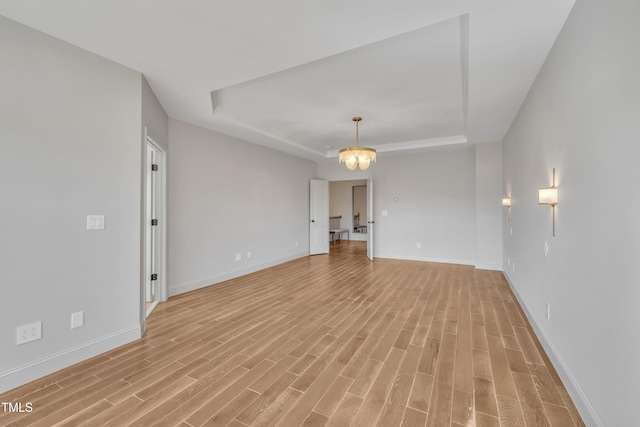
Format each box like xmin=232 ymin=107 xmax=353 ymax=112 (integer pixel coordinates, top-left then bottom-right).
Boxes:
xmin=144 ymin=137 xmax=165 ymax=318
xmin=309 ymin=179 xmax=329 ymax=255
xmin=145 ymin=142 xmax=157 ymax=305
xmin=367 ymin=176 xmax=374 ymax=260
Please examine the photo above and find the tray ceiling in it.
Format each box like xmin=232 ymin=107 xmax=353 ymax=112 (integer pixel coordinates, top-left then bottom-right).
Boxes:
xmin=0 ymin=0 xmax=575 ymax=162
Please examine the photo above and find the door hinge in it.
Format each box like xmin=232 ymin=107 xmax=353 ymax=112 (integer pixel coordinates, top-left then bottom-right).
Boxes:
xmin=151 ymin=219 xmax=158 ymax=226
xmin=151 ymin=274 xmax=158 ymax=281
xmin=151 ymin=164 xmax=158 ymax=171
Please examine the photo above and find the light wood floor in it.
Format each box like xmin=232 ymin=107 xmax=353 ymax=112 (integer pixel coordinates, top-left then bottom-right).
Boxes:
xmin=0 ymin=241 xmax=585 ymax=426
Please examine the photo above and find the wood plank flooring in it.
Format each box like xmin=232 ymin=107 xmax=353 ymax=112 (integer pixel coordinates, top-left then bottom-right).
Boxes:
xmin=0 ymin=241 xmax=585 ymax=426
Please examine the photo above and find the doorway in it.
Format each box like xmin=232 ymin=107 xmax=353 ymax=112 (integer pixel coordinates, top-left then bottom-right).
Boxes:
xmin=309 ymin=179 xmax=330 ymax=255
xmin=144 ymin=137 xmax=167 ymax=318
xmin=328 ymin=178 xmax=374 ymax=260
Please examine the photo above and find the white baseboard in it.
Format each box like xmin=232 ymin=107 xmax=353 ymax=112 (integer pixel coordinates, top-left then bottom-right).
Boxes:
xmin=377 ymin=254 xmax=475 ymax=266
xmin=475 ymin=261 xmax=503 ymax=271
xmin=0 ymin=324 xmax=142 ymax=394
xmin=146 ymin=301 xmax=159 ymax=318
xmin=169 ymin=251 xmax=309 ymax=297
xmin=377 ymin=254 xmax=502 ymax=271
xmin=503 ymin=271 xmax=603 ymax=427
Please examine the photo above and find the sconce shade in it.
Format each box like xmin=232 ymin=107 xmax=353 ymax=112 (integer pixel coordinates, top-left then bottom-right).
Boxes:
xmin=538 ymin=187 xmax=558 ymax=205
xmin=539 ymin=167 xmax=558 ymax=236
xmin=502 ymin=198 xmax=511 ymax=207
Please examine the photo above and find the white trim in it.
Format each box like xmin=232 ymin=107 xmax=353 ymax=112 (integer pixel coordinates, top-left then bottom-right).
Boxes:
xmin=376 ymin=254 xmax=475 ymax=266
xmin=211 ymin=100 xmax=326 ymax=160
xmin=146 ymin=301 xmax=159 ymax=318
xmin=349 ymin=233 xmax=367 ymax=241
xmin=326 ymin=135 xmax=468 ymax=158
xmin=475 ymin=262 xmax=503 ymax=271
xmin=156 ymin=140 xmax=168 ymax=302
xmin=169 ymin=251 xmax=309 ymax=297
xmin=355 ymin=254 xmax=501 ymax=271
xmin=144 ymin=133 xmax=168 ymax=304
xmin=503 ymin=271 xmax=604 ymax=427
xmin=0 ymin=325 xmax=141 ymax=393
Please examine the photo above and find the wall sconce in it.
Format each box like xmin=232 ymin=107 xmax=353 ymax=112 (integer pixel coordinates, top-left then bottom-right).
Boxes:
xmin=502 ymin=197 xmax=511 ymax=221
xmin=538 ymin=168 xmax=558 ymax=236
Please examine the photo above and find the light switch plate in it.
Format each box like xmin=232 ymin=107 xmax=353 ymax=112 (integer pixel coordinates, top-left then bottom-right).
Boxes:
xmin=87 ymin=215 xmax=105 ymax=230
xmin=71 ymin=311 xmax=84 ymax=329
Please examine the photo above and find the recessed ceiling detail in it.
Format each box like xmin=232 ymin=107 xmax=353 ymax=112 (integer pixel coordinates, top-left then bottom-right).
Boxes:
xmin=212 ymin=16 xmax=469 ymax=160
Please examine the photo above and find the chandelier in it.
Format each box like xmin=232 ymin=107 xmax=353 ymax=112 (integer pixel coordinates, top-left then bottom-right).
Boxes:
xmin=339 ymin=116 xmax=376 ymax=170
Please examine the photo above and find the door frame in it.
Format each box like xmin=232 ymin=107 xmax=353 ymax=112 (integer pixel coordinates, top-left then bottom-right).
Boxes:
xmin=142 ymin=131 xmax=167 ymax=324
xmin=326 ymin=177 xmax=374 ymax=259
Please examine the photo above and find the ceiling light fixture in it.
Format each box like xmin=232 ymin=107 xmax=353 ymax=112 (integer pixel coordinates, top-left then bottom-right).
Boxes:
xmin=339 ymin=117 xmax=376 ymax=170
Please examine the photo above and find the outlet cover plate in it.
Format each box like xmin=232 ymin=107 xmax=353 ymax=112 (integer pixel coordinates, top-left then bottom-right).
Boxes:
xmin=17 ymin=321 xmax=42 ymax=345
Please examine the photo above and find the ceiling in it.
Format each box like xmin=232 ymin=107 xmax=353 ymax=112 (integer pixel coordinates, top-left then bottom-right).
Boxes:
xmin=0 ymin=0 xmax=575 ymax=162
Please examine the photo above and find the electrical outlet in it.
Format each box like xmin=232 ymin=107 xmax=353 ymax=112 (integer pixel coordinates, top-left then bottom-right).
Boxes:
xmin=295 ymin=241 xmax=298 ymax=247
xmin=235 ymin=253 xmax=241 ymax=261
xmin=247 ymin=251 xmax=251 ymax=259
xmin=17 ymin=321 xmax=42 ymax=345
xmin=507 ymin=257 xmax=511 ymax=265
xmin=544 ymin=241 xmax=549 ymax=256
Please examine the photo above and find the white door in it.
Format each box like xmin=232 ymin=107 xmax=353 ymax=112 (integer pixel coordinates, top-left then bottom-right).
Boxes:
xmin=367 ymin=176 xmax=374 ymax=261
xmin=145 ymin=139 xmax=165 ymax=312
xmin=309 ymin=179 xmax=329 ymax=255
xmin=145 ymin=143 xmax=157 ymax=303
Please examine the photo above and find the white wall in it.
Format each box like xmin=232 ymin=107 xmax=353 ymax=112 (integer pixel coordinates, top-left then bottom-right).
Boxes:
xmin=167 ymin=119 xmax=316 ymax=296
xmin=502 ymin=0 xmax=640 ymax=424
xmin=319 ymin=147 xmax=477 ymax=264
xmin=475 ymin=142 xmax=503 ymax=270
xmin=0 ymin=17 xmax=143 ymax=392
xmin=142 ymin=76 xmax=169 ymax=151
